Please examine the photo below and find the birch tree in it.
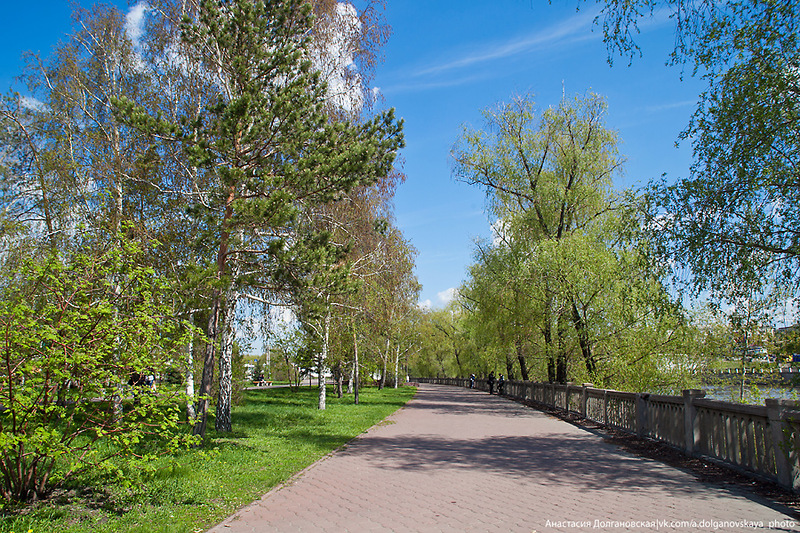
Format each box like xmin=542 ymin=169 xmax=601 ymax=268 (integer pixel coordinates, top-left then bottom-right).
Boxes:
xmin=115 ymin=0 xmax=403 ymax=434
xmin=583 ymin=0 xmax=800 ymax=299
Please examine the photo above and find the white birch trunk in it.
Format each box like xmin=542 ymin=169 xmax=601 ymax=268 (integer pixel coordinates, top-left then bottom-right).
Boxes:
xmin=186 ymin=313 xmax=196 ymax=420
xmin=352 ymin=325 xmax=359 ymax=405
xmin=394 ymin=343 xmax=400 ymax=389
xmin=318 ymin=309 xmax=331 ymax=410
xmin=380 ymin=337 xmax=390 ymax=389
xmin=215 ymin=291 xmax=238 ymax=431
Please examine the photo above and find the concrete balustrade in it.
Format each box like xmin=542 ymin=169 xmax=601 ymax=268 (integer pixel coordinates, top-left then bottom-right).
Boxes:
xmin=412 ymin=377 xmax=800 ymax=492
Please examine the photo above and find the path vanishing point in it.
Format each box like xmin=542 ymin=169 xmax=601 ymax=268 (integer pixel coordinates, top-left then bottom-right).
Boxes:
xmin=208 ymin=383 xmax=800 ymax=532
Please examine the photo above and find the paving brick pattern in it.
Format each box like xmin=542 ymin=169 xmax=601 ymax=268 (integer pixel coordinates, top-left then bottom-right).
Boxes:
xmin=208 ymin=384 xmax=800 ymax=532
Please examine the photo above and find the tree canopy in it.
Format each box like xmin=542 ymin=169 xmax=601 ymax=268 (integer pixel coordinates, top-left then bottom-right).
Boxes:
xmin=583 ymin=0 xmax=800 ymax=299
xmin=0 ymin=0 xmax=412 ymax=500
xmin=446 ymin=93 xmax=693 ymax=389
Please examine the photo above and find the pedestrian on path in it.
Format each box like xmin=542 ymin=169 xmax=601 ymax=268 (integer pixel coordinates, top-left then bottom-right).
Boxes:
xmin=498 ymin=374 xmax=505 ymax=395
xmin=487 ymin=371 xmax=495 ymax=394
xmin=469 ymin=373 xmax=475 ymax=388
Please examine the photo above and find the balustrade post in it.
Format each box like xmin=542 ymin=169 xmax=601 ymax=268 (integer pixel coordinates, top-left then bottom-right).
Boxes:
xmin=636 ymin=393 xmax=648 ymax=438
xmin=766 ymin=399 xmax=800 ymax=491
xmin=682 ymin=389 xmax=705 ymax=455
xmin=581 ymin=383 xmax=593 ymax=418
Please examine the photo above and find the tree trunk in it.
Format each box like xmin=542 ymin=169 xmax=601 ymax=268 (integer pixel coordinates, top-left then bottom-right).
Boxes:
xmin=216 ymin=291 xmax=238 ymax=432
xmin=194 ymin=290 xmax=222 ymax=438
xmin=515 ymin=333 xmax=529 ymax=381
xmin=505 ymin=356 xmax=514 ymax=380
xmin=544 ymin=292 xmax=555 ymax=383
xmin=571 ymin=298 xmax=596 ymax=375
xmin=195 ymin=185 xmax=234 ymax=438
xmin=453 ymin=346 xmax=463 ymax=377
xmin=394 ymin=343 xmax=400 ymax=389
xmin=318 ymin=309 xmax=331 ymax=410
xmin=335 ymin=361 xmax=343 ymax=398
xmin=186 ymin=313 xmax=196 ymax=421
xmin=346 ymin=360 xmax=353 ymax=394
xmin=379 ymin=337 xmax=390 ymax=390
xmin=556 ymin=309 xmax=568 ymax=384
xmin=352 ymin=325 xmax=359 ymax=405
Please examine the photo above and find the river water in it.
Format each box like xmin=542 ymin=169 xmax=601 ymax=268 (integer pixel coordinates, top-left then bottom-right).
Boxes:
xmin=703 ymin=384 xmax=800 ymax=404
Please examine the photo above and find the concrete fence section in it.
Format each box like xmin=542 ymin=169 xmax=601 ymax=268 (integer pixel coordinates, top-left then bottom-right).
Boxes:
xmin=413 ymin=377 xmax=800 ymax=492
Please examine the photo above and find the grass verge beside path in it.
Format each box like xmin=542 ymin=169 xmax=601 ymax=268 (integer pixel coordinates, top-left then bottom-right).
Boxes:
xmin=0 ymin=385 xmax=417 ymax=533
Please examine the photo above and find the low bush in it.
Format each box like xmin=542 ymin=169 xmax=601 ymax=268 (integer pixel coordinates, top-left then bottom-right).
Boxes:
xmin=0 ymin=241 xmax=196 ymax=503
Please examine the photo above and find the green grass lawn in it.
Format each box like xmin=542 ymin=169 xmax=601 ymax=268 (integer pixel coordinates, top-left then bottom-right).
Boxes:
xmin=0 ymin=385 xmax=417 ymax=533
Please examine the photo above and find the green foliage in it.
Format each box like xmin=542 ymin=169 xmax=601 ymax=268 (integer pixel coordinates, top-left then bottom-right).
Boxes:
xmin=113 ymin=0 xmax=404 ymax=427
xmin=587 ymin=0 xmax=800 ymax=300
xmin=450 ymin=92 xmax=692 ymax=389
xmin=0 ymin=238 xmax=196 ymax=502
xmin=409 ymin=307 xmax=468 ymax=378
xmin=115 ymin=0 xmax=404 ymax=284
xmin=0 ymin=386 xmax=416 ymax=532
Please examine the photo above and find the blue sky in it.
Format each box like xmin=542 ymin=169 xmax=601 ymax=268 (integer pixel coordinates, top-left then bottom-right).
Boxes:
xmin=377 ymin=2 xmax=704 ymax=309
xmin=1 ymin=1 xmax=705 ymax=309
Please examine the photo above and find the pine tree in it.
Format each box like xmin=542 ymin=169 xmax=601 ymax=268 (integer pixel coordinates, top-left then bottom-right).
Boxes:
xmin=115 ymin=0 xmax=403 ymax=436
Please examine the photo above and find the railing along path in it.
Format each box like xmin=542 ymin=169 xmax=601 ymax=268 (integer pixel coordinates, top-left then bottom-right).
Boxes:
xmin=413 ymin=377 xmax=800 ymax=492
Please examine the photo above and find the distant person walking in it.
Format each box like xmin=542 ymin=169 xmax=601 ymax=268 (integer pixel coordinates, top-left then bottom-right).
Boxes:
xmin=498 ymin=374 xmax=505 ymax=395
xmin=487 ymin=372 xmax=495 ymax=394
xmin=469 ymin=374 xmax=476 ymax=389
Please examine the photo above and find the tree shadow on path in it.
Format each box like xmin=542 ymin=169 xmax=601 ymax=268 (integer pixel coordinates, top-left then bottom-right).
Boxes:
xmin=354 ymin=384 xmax=800 ymax=519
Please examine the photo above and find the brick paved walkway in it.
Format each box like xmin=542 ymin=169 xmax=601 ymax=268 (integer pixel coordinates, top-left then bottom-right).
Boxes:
xmin=208 ymin=384 xmax=800 ymax=532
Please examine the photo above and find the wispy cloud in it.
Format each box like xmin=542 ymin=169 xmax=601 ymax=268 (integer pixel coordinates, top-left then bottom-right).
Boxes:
xmin=414 ymin=10 xmax=599 ymax=79
xmin=644 ymin=99 xmax=697 ymax=113
xmin=382 ymin=73 xmax=493 ymax=95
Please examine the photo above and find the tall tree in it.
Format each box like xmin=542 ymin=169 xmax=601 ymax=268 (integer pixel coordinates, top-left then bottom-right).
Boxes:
xmin=452 ymin=93 xmax=623 ymax=382
xmin=115 ymin=0 xmax=403 ymax=435
xmin=453 ymin=93 xmax=683 ymax=387
xmin=306 ymin=171 xmax=415 ymax=404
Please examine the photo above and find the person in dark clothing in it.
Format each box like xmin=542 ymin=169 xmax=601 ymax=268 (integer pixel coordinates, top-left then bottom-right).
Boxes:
xmin=469 ymin=373 xmax=476 ymax=389
xmin=498 ymin=374 xmax=505 ymax=395
xmin=487 ymin=371 xmax=495 ymax=394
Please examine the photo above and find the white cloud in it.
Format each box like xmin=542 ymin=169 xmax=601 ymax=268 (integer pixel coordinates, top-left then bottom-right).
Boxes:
xmin=123 ymin=2 xmax=149 ymax=73
xmin=19 ymin=95 xmax=46 ymax=112
xmin=437 ymin=287 xmax=458 ymax=306
xmin=418 ymin=299 xmax=433 ymax=310
xmin=125 ymin=2 xmax=148 ymax=47
xmin=490 ymin=218 xmax=511 ymax=247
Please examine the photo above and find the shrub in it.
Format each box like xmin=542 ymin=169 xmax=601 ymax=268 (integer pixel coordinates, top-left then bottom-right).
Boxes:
xmin=0 ymin=239 xmax=196 ymax=502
